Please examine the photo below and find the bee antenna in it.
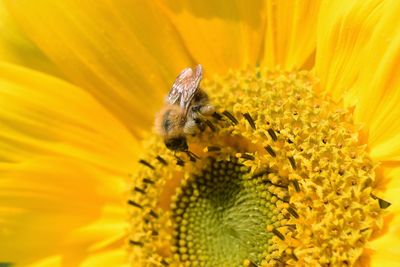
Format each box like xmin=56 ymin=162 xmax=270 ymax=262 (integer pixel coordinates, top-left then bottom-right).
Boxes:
xmin=186 ymin=150 xmax=200 ymax=160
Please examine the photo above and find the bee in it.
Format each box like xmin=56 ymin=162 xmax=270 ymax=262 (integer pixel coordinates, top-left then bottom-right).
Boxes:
xmin=155 ymin=64 xmax=214 ymax=152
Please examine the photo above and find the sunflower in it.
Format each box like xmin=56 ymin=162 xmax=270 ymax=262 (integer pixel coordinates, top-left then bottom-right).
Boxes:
xmin=0 ymin=0 xmax=399 ymax=266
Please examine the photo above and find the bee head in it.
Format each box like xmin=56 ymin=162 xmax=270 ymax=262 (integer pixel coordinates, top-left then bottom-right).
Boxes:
xmin=165 ymin=137 xmax=188 ymax=152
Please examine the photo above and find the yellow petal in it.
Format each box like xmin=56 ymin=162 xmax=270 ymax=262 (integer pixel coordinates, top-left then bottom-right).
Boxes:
xmin=315 ymin=0 xmax=384 ymax=98
xmin=159 ymin=0 xmax=321 ymax=72
xmin=262 ymin=0 xmax=321 ymax=69
xmin=345 ymin=0 xmax=400 ymax=160
xmin=362 ymin=29 xmax=400 ymax=161
xmin=0 ymin=62 xmax=138 ymax=172
xmin=367 ymin=165 xmax=400 ymax=266
xmin=25 ymin=249 xmax=127 ymax=267
xmin=65 ymin=204 xmax=126 ymax=253
xmin=81 ymin=249 xmax=128 ymax=267
xmin=0 ymin=2 xmax=60 ymax=77
xmin=0 ymin=64 xmax=132 ymax=265
xmin=158 ymin=0 xmax=264 ymax=73
xmin=4 ymin=0 xmax=194 ymax=136
xmin=315 ymin=0 xmax=400 ymax=161
xmin=370 ymin=254 xmax=400 ymax=267
xmin=25 ymin=256 xmax=61 ymax=267
xmin=0 ymin=157 xmax=127 ymax=266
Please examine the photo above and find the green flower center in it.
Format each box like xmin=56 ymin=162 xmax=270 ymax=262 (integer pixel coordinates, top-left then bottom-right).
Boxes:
xmin=172 ymin=159 xmax=277 ymax=266
xmin=128 ymin=68 xmax=388 ymax=267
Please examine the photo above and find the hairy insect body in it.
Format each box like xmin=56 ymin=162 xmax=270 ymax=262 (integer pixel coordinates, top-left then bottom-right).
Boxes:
xmin=155 ymin=105 xmax=188 ymax=151
xmin=155 ymin=65 xmax=214 ymax=152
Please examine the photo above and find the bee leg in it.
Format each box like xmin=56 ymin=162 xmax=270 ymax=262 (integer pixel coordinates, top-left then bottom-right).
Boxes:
xmin=192 ymin=104 xmax=214 ymax=116
xmin=194 ymin=118 xmax=206 ymax=132
xmin=183 ymin=119 xmax=198 ymax=135
xmin=201 ymin=105 xmax=215 ymax=116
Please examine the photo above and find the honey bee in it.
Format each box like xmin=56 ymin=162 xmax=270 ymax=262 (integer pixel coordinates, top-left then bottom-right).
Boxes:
xmin=155 ymin=64 xmax=214 ymax=152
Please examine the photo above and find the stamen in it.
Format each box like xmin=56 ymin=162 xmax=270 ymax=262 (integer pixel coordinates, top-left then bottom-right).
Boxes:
xmin=142 ymin=178 xmax=155 ymax=185
xmin=134 ymin=187 xmax=145 ymax=194
xmin=287 ymin=206 xmax=299 ymax=219
xmin=288 ymin=156 xmax=296 ymax=170
xmin=129 ymin=240 xmax=144 ymax=247
xmin=127 ymin=200 xmax=143 ymax=209
xmin=272 ymin=228 xmax=285 ymax=240
xmin=222 ymin=110 xmax=238 ymax=125
xmin=204 ymin=119 xmax=216 ymax=132
xmin=291 ymin=180 xmax=300 ymax=192
xmin=252 ymin=169 xmax=273 ymax=179
xmin=187 ymin=150 xmax=200 ymax=159
xmin=292 ymin=252 xmax=299 ymax=261
xmin=238 ymin=153 xmax=255 ymax=160
xmin=378 ymin=198 xmax=391 ymax=209
xmin=205 ymin=146 xmax=221 ymax=152
xmin=264 ymin=145 xmax=276 ymax=157
xmin=243 ymin=112 xmax=256 ymax=129
xmin=269 ymin=181 xmax=288 ymax=189
xmin=160 ymin=259 xmax=169 ymax=266
xmin=371 ymin=194 xmax=391 ymax=209
xmin=139 ymin=159 xmax=155 ymax=170
xmin=156 ymin=155 xmax=168 ymax=165
xmin=149 ymin=210 xmax=159 ymax=218
xmin=267 ymin=128 xmax=278 ymax=141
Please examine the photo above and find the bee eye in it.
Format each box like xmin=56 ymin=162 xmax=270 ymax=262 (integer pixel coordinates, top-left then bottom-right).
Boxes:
xmin=165 ymin=137 xmax=188 ymax=151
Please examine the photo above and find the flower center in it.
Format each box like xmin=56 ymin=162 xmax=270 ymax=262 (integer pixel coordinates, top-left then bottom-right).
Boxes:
xmin=172 ymin=158 xmax=278 ymax=266
xmin=128 ymin=68 xmax=387 ymax=266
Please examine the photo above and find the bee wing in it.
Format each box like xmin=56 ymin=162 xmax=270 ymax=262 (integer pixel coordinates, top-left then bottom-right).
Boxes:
xmin=166 ymin=67 xmax=193 ymax=105
xmin=167 ymin=65 xmax=203 ymax=115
